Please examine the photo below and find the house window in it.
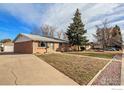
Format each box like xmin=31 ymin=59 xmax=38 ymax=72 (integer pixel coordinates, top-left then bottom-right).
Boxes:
xmin=38 ymin=42 xmax=46 ymax=47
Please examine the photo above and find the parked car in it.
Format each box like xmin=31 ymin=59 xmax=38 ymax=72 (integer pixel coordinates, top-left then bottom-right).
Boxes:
xmin=104 ymin=47 xmax=117 ymax=51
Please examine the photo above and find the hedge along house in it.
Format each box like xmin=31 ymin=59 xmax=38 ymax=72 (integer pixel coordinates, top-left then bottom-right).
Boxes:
xmin=13 ymin=33 xmax=68 ymax=54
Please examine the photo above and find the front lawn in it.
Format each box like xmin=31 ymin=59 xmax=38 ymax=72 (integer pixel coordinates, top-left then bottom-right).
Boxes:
xmin=37 ymin=53 xmax=109 ymax=85
xmin=66 ymin=51 xmax=122 ymax=59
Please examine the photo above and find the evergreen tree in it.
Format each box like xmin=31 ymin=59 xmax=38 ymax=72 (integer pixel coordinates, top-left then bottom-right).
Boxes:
xmin=66 ymin=9 xmax=88 ymax=50
xmin=112 ymin=25 xmax=123 ymax=49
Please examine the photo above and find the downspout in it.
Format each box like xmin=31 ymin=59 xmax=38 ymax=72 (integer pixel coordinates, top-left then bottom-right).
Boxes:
xmin=46 ymin=42 xmax=48 ymax=53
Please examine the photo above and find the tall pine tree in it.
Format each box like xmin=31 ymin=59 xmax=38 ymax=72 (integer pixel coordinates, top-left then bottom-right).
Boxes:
xmin=66 ymin=9 xmax=88 ymax=50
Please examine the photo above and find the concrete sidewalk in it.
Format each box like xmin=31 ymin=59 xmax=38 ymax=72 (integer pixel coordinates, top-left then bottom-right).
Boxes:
xmin=0 ymin=54 xmax=78 ymax=85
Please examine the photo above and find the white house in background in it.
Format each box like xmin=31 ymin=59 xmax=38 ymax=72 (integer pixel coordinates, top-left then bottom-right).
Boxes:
xmin=0 ymin=42 xmax=14 ymax=52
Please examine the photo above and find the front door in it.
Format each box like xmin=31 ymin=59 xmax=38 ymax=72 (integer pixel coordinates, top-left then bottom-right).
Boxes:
xmin=50 ymin=43 xmax=54 ymax=49
xmin=48 ymin=43 xmax=54 ymax=52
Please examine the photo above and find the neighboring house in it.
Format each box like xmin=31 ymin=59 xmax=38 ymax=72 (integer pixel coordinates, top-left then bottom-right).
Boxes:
xmin=13 ymin=33 xmax=69 ymax=54
xmin=85 ymin=43 xmax=92 ymax=50
xmin=92 ymin=43 xmax=103 ymax=49
xmin=0 ymin=42 xmax=14 ymax=52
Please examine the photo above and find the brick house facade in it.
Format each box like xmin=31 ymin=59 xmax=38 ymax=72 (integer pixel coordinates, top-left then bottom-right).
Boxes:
xmin=14 ymin=33 xmax=69 ymax=54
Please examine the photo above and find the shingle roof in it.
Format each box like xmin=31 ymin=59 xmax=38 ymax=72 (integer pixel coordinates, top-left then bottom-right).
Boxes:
xmin=14 ymin=33 xmax=68 ymax=43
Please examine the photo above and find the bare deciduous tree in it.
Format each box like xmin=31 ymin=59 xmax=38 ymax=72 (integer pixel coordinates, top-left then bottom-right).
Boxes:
xmin=41 ymin=24 xmax=50 ymax=37
xmin=93 ymin=19 xmax=123 ymax=49
xmin=40 ymin=24 xmax=56 ymax=37
xmin=49 ymin=26 xmax=56 ymax=38
xmin=57 ymin=30 xmax=63 ymax=39
xmin=93 ymin=19 xmax=109 ymax=49
xmin=31 ymin=24 xmax=56 ymax=38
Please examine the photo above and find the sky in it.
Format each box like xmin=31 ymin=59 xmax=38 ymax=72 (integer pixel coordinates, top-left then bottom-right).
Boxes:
xmin=0 ymin=3 xmax=124 ymax=41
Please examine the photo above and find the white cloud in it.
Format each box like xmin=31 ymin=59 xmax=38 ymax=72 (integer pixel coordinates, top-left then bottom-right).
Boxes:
xmin=0 ymin=4 xmax=43 ymax=27
xmin=43 ymin=3 xmax=119 ymax=28
xmin=0 ymin=3 xmax=124 ymax=41
xmin=41 ymin=3 xmax=121 ymax=41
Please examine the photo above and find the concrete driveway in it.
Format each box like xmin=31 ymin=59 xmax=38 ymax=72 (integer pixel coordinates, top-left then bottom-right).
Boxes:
xmin=0 ymin=54 xmax=78 ymax=85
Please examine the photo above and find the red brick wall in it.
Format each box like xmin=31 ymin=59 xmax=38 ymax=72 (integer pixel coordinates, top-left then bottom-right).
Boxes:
xmin=33 ymin=41 xmax=46 ymax=54
xmin=14 ymin=41 xmax=33 ymax=54
xmin=14 ymin=41 xmax=70 ymax=54
xmin=54 ymin=43 xmax=59 ymax=51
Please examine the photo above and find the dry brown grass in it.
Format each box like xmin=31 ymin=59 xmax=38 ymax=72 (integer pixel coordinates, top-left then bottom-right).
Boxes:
xmin=37 ymin=53 xmax=109 ymax=85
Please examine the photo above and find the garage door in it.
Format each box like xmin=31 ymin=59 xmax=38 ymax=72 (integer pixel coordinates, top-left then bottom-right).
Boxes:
xmin=4 ymin=46 xmax=14 ymax=52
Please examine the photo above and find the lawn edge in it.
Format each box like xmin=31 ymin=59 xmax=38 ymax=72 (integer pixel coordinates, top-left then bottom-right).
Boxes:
xmin=63 ymin=53 xmax=111 ymax=61
xmin=64 ymin=53 xmax=122 ymax=62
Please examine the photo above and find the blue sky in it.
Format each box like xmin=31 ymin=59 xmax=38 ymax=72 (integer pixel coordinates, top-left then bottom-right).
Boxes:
xmin=0 ymin=3 xmax=124 ymax=41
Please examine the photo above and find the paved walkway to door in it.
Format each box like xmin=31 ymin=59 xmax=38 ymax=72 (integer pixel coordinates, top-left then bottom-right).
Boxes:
xmin=0 ymin=54 xmax=78 ymax=85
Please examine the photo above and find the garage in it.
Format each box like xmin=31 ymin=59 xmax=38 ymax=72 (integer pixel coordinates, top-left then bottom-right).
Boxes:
xmin=4 ymin=45 xmax=14 ymax=52
xmin=2 ymin=42 xmax=14 ymax=53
